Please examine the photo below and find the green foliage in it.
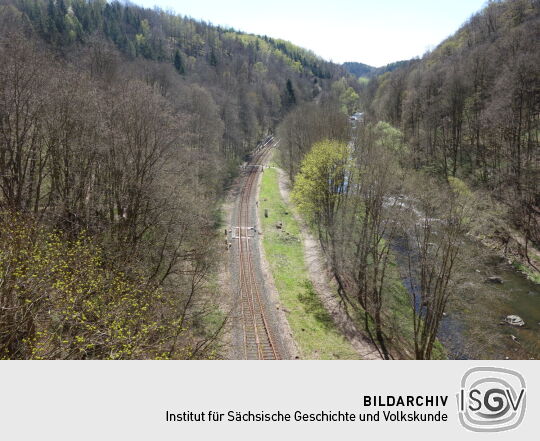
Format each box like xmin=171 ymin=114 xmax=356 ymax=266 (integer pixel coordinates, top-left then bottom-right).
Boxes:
xmin=0 ymin=212 xmax=198 ymax=360
xmin=1 ymin=0 xmax=351 ymax=361
xmin=373 ymin=121 xmax=407 ymax=153
xmin=14 ymin=0 xmax=337 ymax=79
xmin=343 ymin=60 xmax=412 ymax=78
xmin=259 ymin=168 xmax=359 ymax=359
xmin=10 ymin=0 xmax=345 ymax=154
xmin=342 ymin=61 xmax=374 ymax=77
xmin=173 ymin=49 xmax=185 ymax=74
xmin=365 ymin=0 xmax=540 ymax=268
xmin=448 ymin=176 xmax=472 ymax=200
xmin=209 ymin=47 xmax=218 ymax=66
xmin=331 ymin=78 xmax=359 ymax=114
xmin=284 ymin=79 xmax=296 ymax=109
xmin=292 ymin=140 xmax=350 ymax=227
xmin=512 ymin=261 xmax=540 ymax=285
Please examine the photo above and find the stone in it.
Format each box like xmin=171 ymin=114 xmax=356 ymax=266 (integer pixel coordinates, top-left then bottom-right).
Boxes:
xmin=504 ymin=315 xmax=525 ymax=327
xmin=486 ymin=276 xmax=503 ymax=284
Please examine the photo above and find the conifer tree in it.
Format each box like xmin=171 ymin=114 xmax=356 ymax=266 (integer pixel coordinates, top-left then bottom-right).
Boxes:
xmin=209 ymin=48 xmax=217 ymax=66
xmin=285 ymin=79 xmax=296 ymax=110
xmin=174 ymin=49 xmax=185 ymax=74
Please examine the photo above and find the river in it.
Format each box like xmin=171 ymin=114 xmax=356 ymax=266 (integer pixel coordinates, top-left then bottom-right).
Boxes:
xmin=387 ymin=193 xmax=540 ymax=359
xmin=439 ymin=241 xmax=540 ymax=360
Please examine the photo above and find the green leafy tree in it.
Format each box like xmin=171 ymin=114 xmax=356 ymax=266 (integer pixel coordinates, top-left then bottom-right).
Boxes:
xmin=292 ymin=139 xmax=350 ymax=236
xmin=0 ymin=212 xmax=215 ymax=360
xmin=331 ymin=78 xmax=359 ymax=114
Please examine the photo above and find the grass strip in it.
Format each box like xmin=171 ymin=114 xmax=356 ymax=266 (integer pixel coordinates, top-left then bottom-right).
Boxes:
xmin=258 ymin=167 xmax=360 ymax=359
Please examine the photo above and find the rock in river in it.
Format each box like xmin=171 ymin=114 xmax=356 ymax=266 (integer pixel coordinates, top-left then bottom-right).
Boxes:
xmin=504 ymin=315 xmax=525 ymax=327
xmin=486 ymin=276 xmax=503 ymax=284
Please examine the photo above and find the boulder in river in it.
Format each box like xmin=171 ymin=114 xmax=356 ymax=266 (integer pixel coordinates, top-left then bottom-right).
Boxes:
xmin=504 ymin=315 xmax=525 ymax=327
xmin=486 ymin=276 xmax=503 ymax=284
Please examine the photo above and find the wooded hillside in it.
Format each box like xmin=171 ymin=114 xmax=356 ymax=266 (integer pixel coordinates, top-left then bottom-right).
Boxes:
xmin=363 ymin=0 xmax=539 ymax=265
xmin=0 ymin=0 xmax=349 ymax=359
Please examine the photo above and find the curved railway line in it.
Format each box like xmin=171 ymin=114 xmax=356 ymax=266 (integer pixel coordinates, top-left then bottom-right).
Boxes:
xmin=235 ymin=137 xmax=281 ymax=360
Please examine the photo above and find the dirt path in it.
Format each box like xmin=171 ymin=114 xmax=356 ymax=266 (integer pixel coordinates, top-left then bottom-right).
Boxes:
xmin=275 ymin=168 xmax=383 ymax=360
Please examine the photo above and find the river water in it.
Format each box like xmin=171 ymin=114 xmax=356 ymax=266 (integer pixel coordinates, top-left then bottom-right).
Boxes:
xmin=387 ymin=194 xmax=540 ymax=360
xmin=439 ymin=242 xmax=540 ymax=360
xmin=396 ymin=237 xmax=540 ymax=359
xmin=396 ymin=242 xmax=540 ymax=360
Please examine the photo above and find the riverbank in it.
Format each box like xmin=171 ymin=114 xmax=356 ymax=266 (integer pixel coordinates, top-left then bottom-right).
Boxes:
xmin=264 ymin=162 xmax=445 ymax=359
xmin=479 ymin=228 xmax=540 ymax=285
xmin=441 ymin=238 xmax=540 ymax=360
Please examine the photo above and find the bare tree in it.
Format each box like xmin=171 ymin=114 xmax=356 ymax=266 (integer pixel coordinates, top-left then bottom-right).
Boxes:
xmin=400 ymin=175 xmax=473 ymax=359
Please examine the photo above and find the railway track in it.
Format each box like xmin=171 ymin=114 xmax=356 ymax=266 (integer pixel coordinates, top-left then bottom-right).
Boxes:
xmin=236 ymin=137 xmax=280 ymax=360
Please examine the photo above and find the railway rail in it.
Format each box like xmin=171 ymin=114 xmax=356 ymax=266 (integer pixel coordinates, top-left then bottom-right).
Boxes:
xmin=235 ymin=137 xmax=280 ymax=360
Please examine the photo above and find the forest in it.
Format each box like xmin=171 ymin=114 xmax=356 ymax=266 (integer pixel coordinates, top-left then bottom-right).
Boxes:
xmin=363 ymin=0 xmax=539 ymax=276
xmin=277 ymin=0 xmax=539 ymax=359
xmin=0 ymin=0 xmax=357 ymax=359
xmin=343 ymin=60 xmax=412 ymax=80
xmin=0 ymin=0 xmax=538 ymax=360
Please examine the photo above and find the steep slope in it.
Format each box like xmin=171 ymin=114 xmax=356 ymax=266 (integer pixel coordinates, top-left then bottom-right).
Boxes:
xmin=364 ymin=0 xmax=539 ymax=272
xmin=3 ymin=0 xmax=348 ymax=158
xmin=344 ymin=60 xmax=412 ymax=79
xmin=343 ymin=61 xmax=374 ymax=77
xmin=0 ymin=0 xmax=350 ymax=359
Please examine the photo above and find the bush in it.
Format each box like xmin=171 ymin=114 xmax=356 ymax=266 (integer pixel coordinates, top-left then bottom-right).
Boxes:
xmin=0 ymin=211 xmax=201 ymax=359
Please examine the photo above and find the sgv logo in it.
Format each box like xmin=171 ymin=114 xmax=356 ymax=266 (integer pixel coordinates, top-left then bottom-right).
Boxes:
xmin=457 ymin=367 xmax=526 ymax=432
